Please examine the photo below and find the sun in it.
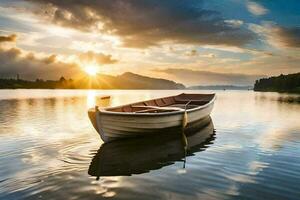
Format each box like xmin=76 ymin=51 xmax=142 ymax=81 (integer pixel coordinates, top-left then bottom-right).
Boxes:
xmin=84 ymin=65 xmax=99 ymax=76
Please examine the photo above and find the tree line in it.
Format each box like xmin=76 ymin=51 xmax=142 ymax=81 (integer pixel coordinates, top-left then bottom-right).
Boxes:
xmin=254 ymin=73 xmax=300 ymax=93
xmin=0 ymin=77 xmax=76 ymax=89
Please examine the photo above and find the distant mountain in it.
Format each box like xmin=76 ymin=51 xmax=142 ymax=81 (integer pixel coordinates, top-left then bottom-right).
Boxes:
xmin=107 ymin=72 xmax=184 ymax=89
xmin=188 ymin=85 xmax=253 ymax=90
xmin=254 ymin=73 xmax=300 ymax=93
xmin=0 ymin=72 xmax=185 ymax=89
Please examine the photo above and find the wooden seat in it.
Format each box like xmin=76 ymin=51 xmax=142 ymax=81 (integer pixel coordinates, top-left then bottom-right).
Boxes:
xmin=144 ymin=100 xmax=157 ymax=106
xmin=156 ymin=99 xmax=169 ymax=106
xmin=163 ymin=97 xmax=175 ymax=106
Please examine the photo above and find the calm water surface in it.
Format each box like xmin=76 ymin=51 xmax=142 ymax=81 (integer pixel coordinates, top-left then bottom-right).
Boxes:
xmin=0 ymin=90 xmax=300 ymax=200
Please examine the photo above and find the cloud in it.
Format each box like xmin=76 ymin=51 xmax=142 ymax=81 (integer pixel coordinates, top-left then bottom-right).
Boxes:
xmin=200 ymin=53 xmax=216 ymax=58
xmin=27 ymin=0 xmax=256 ymax=48
xmin=271 ymin=26 xmax=300 ymax=48
xmin=0 ymin=34 xmax=82 ymax=79
xmin=247 ymin=1 xmax=268 ymax=16
xmin=0 ymin=47 xmax=81 ymax=80
xmin=224 ymin=20 xmax=244 ymax=27
xmin=184 ymin=49 xmax=198 ymax=57
xmin=0 ymin=34 xmax=17 ymax=43
xmin=0 ymin=33 xmax=119 ymax=80
xmin=154 ymin=68 xmax=265 ymax=86
xmin=78 ymin=51 xmax=118 ymax=65
xmin=43 ymin=54 xmax=57 ymax=64
xmin=184 ymin=50 xmax=216 ymax=58
xmin=249 ymin=23 xmax=300 ymax=48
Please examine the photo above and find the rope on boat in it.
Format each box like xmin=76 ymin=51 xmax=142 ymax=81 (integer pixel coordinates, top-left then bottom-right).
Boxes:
xmin=181 ymin=100 xmax=192 ymax=168
xmin=182 ymin=100 xmax=192 ymax=128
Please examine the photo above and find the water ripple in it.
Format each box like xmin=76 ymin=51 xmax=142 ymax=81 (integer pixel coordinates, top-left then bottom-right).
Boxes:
xmin=1 ymin=90 xmax=300 ymax=200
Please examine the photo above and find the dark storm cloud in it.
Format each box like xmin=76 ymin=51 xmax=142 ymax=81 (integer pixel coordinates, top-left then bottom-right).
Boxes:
xmin=27 ymin=0 xmax=256 ymax=48
xmin=155 ymin=68 xmax=265 ymax=86
xmin=0 ymin=34 xmax=17 ymax=43
xmin=274 ymin=26 xmax=300 ymax=48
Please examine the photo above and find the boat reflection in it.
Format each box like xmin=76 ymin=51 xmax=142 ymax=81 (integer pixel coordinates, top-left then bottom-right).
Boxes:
xmin=88 ymin=117 xmax=215 ymax=178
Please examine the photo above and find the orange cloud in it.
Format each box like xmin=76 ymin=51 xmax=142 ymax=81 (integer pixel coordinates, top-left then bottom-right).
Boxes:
xmin=0 ymin=35 xmax=82 ymax=79
xmin=78 ymin=51 xmax=118 ymax=65
xmin=0 ymin=34 xmax=17 ymax=43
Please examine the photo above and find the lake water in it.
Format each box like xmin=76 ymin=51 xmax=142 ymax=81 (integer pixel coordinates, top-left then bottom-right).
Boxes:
xmin=0 ymin=90 xmax=300 ymax=200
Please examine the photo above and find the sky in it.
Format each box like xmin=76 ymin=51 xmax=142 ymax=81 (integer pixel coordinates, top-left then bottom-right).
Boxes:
xmin=0 ymin=0 xmax=299 ymax=86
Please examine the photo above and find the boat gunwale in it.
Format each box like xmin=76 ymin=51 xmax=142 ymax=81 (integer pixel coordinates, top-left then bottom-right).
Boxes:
xmin=97 ymin=93 xmax=216 ymax=116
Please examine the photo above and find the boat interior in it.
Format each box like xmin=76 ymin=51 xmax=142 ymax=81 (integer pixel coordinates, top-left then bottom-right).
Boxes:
xmin=107 ymin=93 xmax=215 ymax=113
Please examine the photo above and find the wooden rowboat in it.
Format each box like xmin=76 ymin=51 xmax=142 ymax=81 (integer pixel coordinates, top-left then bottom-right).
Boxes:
xmin=88 ymin=93 xmax=216 ymax=142
xmin=88 ymin=117 xmax=215 ymax=177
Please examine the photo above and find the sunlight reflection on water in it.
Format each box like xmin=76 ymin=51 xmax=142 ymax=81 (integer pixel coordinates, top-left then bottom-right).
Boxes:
xmin=0 ymin=90 xmax=300 ymax=200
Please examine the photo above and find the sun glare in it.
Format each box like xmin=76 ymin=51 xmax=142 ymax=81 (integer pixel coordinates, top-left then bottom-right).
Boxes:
xmin=84 ymin=65 xmax=99 ymax=76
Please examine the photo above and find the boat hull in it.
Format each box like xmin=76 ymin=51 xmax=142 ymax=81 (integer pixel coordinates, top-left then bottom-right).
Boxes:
xmin=88 ymin=100 xmax=214 ymax=142
xmin=88 ymin=117 xmax=215 ymax=177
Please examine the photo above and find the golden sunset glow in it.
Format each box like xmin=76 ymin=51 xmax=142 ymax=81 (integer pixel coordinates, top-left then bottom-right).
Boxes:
xmin=0 ymin=0 xmax=299 ymax=86
xmin=84 ymin=65 xmax=99 ymax=76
